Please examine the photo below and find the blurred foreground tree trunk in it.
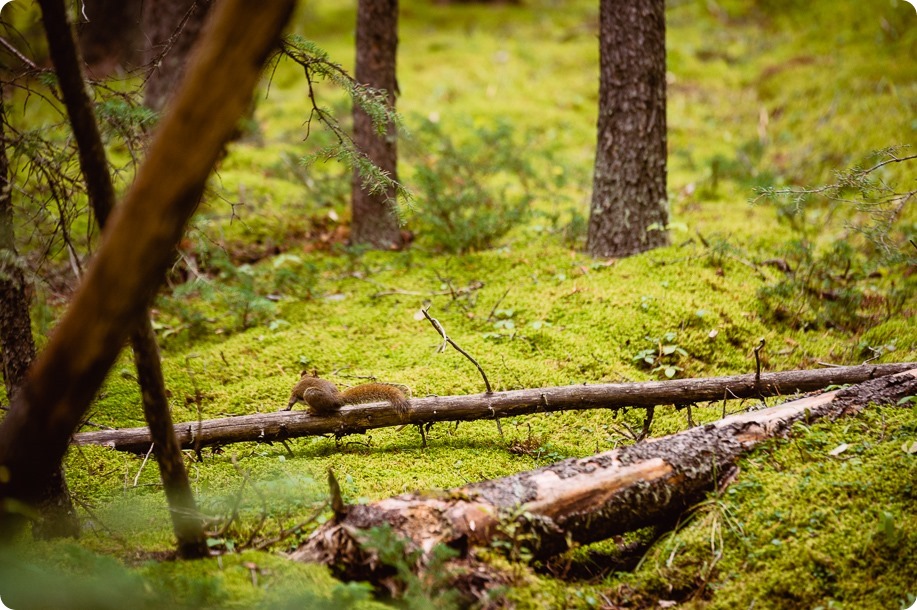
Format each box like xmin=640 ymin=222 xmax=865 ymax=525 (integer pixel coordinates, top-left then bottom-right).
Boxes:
xmin=142 ymin=0 xmax=215 ymax=112
xmin=350 ymin=0 xmax=403 ymax=249
xmin=587 ymin=0 xmax=669 ymax=258
xmin=0 ymin=0 xmax=295 ymax=542
xmin=0 ymin=81 xmax=80 ymax=540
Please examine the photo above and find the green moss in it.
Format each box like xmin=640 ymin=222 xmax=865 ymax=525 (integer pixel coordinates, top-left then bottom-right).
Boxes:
xmin=4 ymin=0 xmax=916 ymax=606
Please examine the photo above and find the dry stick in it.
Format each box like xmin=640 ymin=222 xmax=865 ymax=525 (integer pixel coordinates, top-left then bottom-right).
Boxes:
xmin=421 ymin=306 xmax=492 ymax=393
xmin=421 ymin=305 xmax=497 ymax=437
xmin=72 ymin=363 xmax=917 ymax=453
xmin=36 ymin=0 xmax=207 ymax=558
xmin=252 ymin=500 xmax=329 ymax=551
xmin=753 ymin=338 xmax=766 ymax=386
xmin=132 ymin=444 xmax=155 ymax=487
xmin=289 ymin=369 xmax=917 ymax=583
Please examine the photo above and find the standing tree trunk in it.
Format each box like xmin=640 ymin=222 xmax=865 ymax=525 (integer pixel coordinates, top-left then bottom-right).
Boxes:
xmin=587 ymin=0 xmax=668 ymax=258
xmin=0 ymin=82 xmax=80 ymax=540
xmin=37 ymin=0 xmax=208 ymax=557
xmin=0 ymin=0 xmax=293 ymax=542
xmin=350 ymin=0 xmax=403 ymax=249
xmin=0 ymin=91 xmax=35 ymax=402
xmin=142 ymin=0 xmax=215 ymax=112
xmin=76 ymin=0 xmax=144 ymax=77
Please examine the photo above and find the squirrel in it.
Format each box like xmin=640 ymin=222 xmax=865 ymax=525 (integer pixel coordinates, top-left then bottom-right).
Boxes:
xmin=283 ymin=372 xmax=410 ymax=419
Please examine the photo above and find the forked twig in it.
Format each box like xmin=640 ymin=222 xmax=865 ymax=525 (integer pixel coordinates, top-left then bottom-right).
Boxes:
xmin=421 ymin=306 xmax=492 ymax=394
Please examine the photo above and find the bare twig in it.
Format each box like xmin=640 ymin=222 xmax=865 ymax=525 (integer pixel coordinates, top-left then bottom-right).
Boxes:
xmin=753 ymin=338 xmax=766 ymax=385
xmin=132 ymin=444 xmax=155 ymax=487
xmin=486 ymin=288 xmax=511 ymax=324
xmin=421 ymin=306 xmax=492 ymax=394
xmin=252 ymin=500 xmax=329 ymax=551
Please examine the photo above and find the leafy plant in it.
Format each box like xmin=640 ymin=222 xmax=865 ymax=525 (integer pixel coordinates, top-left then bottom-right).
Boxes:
xmin=357 ymin=524 xmax=463 ymax=609
xmin=632 ymin=331 xmax=690 ymax=378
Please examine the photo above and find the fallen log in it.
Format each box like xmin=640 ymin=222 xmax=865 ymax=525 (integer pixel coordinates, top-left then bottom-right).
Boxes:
xmin=289 ymin=368 xmax=917 ymax=585
xmin=73 ymin=363 xmax=916 ymax=453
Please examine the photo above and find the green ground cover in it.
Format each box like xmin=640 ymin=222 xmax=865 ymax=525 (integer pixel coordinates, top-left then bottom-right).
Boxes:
xmin=1 ymin=0 xmax=915 ymax=608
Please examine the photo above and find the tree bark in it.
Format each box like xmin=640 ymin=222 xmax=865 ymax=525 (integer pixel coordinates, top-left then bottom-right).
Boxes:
xmin=72 ymin=363 xmax=917 ymax=453
xmin=76 ymin=0 xmax=144 ymax=77
xmin=142 ymin=0 xmax=215 ymax=112
xmin=587 ymin=0 xmax=668 ymax=258
xmin=290 ymin=369 xmax=917 ymax=584
xmin=0 ymin=84 xmax=36 ymax=403
xmin=0 ymin=80 xmax=80 ymax=540
xmin=36 ymin=0 xmax=117 ymax=226
xmin=0 ymin=0 xmax=295 ymax=542
xmin=38 ymin=0 xmax=208 ymax=557
xmin=350 ymin=0 xmax=403 ymax=249
xmin=130 ymin=317 xmax=206 ymax=557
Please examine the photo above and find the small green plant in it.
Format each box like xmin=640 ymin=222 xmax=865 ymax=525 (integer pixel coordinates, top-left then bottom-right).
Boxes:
xmin=357 ymin=524 xmax=463 ymax=608
xmin=632 ymin=332 xmax=689 ymax=378
xmin=491 ymin=506 xmax=539 ymax=564
xmin=482 ymin=307 xmax=517 ymax=341
xmin=407 ymin=118 xmax=540 ymax=253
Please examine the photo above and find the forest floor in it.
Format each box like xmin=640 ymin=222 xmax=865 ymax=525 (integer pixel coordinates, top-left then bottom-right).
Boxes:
xmin=1 ymin=0 xmax=916 ymax=608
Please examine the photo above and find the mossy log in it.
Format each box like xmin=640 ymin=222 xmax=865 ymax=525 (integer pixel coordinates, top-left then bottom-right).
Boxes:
xmin=289 ymin=369 xmax=917 ymax=583
xmin=73 ymin=363 xmax=916 ymax=453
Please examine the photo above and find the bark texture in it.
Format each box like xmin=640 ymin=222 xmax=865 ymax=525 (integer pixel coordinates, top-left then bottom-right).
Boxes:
xmin=350 ymin=0 xmax=403 ymax=249
xmin=72 ymin=363 xmax=917 ymax=453
xmin=587 ymin=0 xmax=668 ymax=258
xmin=142 ymin=0 xmax=215 ymax=112
xmin=0 ymin=80 xmax=80 ymax=540
xmin=0 ymin=85 xmax=36 ymax=402
xmin=0 ymin=0 xmax=295 ymax=541
xmin=77 ymin=0 xmax=144 ymax=76
xmin=131 ymin=317 xmax=206 ymax=557
xmin=291 ymin=369 xmax=917 ymax=585
xmin=37 ymin=0 xmax=117 ymax=224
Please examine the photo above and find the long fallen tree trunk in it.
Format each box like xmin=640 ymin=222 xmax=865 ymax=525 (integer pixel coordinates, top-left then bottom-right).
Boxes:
xmin=290 ymin=369 xmax=917 ymax=586
xmin=74 ymin=363 xmax=915 ymax=453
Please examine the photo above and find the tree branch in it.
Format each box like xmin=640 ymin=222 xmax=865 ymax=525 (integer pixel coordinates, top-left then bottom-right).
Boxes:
xmin=72 ymin=363 xmax=917 ymax=453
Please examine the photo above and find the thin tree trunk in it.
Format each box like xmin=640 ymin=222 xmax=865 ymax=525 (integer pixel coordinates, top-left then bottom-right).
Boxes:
xmin=0 ymin=84 xmax=35 ymax=402
xmin=350 ymin=0 xmax=403 ymax=249
xmin=0 ymin=0 xmax=295 ymax=542
xmin=130 ymin=317 xmax=205 ymax=557
xmin=37 ymin=0 xmax=209 ymax=557
xmin=587 ymin=0 xmax=668 ymax=258
xmin=142 ymin=0 xmax=215 ymax=112
xmin=290 ymin=369 xmax=917 ymax=587
xmin=0 ymin=81 xmax=80 ymax=539
xmin=72 ymin=363 xmax=917 ymax=453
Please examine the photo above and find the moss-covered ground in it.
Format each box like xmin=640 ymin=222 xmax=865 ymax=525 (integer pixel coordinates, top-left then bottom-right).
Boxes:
xmin=1 ymin=0 xmax=915 ymax=608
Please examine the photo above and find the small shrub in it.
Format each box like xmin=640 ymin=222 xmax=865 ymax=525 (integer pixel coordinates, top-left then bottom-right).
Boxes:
xmin=406 ymin=118 xmax=539 ymax=253
xmin=756 ymin=147 xmax=916 ymax=332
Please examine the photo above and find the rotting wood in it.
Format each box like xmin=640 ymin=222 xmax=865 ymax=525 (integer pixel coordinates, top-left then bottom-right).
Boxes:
xmin=289 ymin=369 xmax=917 ymax=586
xmin=73 ymin=362 xmax=916 ymax=453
